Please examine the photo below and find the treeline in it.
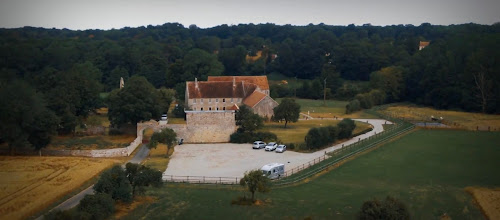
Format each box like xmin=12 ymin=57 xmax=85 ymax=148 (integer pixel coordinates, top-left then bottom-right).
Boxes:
xmin=1 ymin=23 xmax=499 ymax=112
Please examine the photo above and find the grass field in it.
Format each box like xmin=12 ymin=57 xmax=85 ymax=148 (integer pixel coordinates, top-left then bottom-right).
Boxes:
xmin=276 ymin=98 xmax=379 ymax=119
xmin=259 ymin=119 xmax=372 ymax=144
xmin=142 ymin=144 xmax=174 ymax=172
xmin=121 ymin=130 xmax=500 ymax=219
xmin=0 ymin=156 xmax=122 ymax=219
xmin=381 ymin=104 xmax=500 ymax=130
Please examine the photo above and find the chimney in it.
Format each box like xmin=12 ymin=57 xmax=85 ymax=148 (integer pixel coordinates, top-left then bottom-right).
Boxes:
xmin=195 ymin=78 xmax=198 ymax=89
xmin=232 ymin=77 xmax=236 ymax=88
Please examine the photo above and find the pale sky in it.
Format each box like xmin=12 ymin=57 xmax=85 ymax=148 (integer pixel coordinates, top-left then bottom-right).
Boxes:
xmin=0 ymin=0 xmax=498 ymax=30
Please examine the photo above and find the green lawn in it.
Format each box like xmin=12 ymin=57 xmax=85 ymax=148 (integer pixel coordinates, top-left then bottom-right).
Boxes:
xmin=122 ymin=130 xmax=500 ymax=219
xmin=259 ymin=119 xmax=372 ymax=144
xmin=276 ymin=98 xmax=379 ymax=119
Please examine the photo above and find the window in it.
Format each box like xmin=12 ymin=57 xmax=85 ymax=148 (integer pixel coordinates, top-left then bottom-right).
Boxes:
xmin=223 ymin=98 xmax=225 ymax=103
xmin=193 ymin=107 xmax=196 ymax=111
xmin=223 ymin=107 xmax=226 ymax=110
xmin=201 ymin=107 xmax=204 ymax=111
xmin=216 ymin=107 xmax=219 ymax=110
xmin=209 ymin=98 xmax=212 ymax=103
xmin=193 ymin=99 xmax=196 ymax=104
xmin=201 ymin=98 xmax=203 ymax=103
xmin=209 ymin=107 xmax=212 ymax=111
xmin=216 ymin=98 xmax=218 ymax=103
xmin=231 ymin=98 xmax=233 ymax=103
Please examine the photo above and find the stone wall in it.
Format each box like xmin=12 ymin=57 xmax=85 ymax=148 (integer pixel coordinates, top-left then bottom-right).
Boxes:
xmin=180 ymin=111 xmax=236 ymax=143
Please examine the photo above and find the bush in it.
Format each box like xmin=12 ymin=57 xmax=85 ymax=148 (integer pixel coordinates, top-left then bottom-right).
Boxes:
xmin=78 ymin=193 xmax=115 ymax=220
xmin=358 ymin=196 xmax=410 ymax=220
xmin=338 ymin=118 xmax=356 ymax=139
xmin=108 ymin=127 xmax=124 ymax=135
xmin=230 ymin=131 xmax=277 ymax=143
xmin=172 ymin=102 xmax=186 ymax=118
xmin=93 ymin=165 xmax=133 ymax=203
xmin=346 ymin=99 xmax=361 ymax=114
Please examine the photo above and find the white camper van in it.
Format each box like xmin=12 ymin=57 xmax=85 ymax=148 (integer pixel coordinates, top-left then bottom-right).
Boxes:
xmin=261 ymin=163 xmax=285 ymax=179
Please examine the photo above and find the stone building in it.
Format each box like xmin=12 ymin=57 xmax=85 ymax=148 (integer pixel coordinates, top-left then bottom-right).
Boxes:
xmin=184 ymin=76 xmax=278 ymax=118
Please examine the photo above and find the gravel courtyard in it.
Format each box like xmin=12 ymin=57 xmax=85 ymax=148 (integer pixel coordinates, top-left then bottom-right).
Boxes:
xmin=163 ymin=119 xmax=390 ymax=179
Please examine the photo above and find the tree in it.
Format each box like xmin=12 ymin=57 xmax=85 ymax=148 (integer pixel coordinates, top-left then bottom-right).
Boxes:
xmin=235 ymin=105 xmax=263 ymax=133
xmin=370 ymin=66 xmax=405 ymax=102
xmin=273 ymin=98 xmax=300 ymax=128
xmin=239 ymin=169 xmax=270 ymax=201
xmin=125 ymin=163 xmax=162 ymax=197
xmin=147 ymin=128 xmax=177 ymax=156
xmin=183 ymin=48 xmax=224 ymax=80
xmin=218 ymin=45 xmax=247 ymax=75
xmin=158 ymin=87 xmax=175 ymax=114
xmin=0 ymin=80 xmax=59 ymax=153
xmin=93 ymin=165 xmax=133 ymax=203
xmin=107 ymin=75 xmax=161 ymax=127
xmin=321 ymin=63 xmax=342 ymax=94
xmin=78 ymin=193 xmax=115 ymax=220
xmin=337 ymin=118 xmax=356 ymax=139
xmin=346 ymin=99 xmax=361 ymax=114
xmin=358 ymin=196 xmax=410 ymax=220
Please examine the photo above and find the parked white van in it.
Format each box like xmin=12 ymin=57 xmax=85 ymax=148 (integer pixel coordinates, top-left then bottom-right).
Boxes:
xmin=261 ymin=163 xmax=285 ymax=179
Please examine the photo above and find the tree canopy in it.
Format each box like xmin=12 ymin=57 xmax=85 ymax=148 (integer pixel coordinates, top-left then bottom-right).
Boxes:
xmin=107 ymin=75 xmax=161 ymax=127
xmin=239 ymin=169 xmax=271 ymax=201
xmin=273 ymin=98 xmax=301 ymax=128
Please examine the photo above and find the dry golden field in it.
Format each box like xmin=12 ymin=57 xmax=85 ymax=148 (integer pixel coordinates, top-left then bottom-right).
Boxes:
xmin=465 ymin=187 xmax=500 ymax=220
xmin=0 ymin=156 xmax=122 ymax=219
xmin=381 ymin=105 xmax=500 ymax=130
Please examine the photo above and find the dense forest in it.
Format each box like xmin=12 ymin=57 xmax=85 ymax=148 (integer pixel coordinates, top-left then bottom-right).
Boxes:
xmin=0 ymin=22 xmax=499 ymax=149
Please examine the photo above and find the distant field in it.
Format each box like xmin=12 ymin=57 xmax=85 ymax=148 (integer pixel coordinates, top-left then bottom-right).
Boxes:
xmin=0 ymin=156 xmax=122 ymax=219
xmin=276 ymin=98 xmax=379 ymax=119
xmin=259 ymin=119 xmax=372 ymax=144
xmin=122 ymin=130 xmax=500 ymax=219
xmin=381 ymin=104 xmax=500 ymax=130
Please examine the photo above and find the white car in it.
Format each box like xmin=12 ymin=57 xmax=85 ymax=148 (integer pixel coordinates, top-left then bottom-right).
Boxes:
xmin=252 ymin=141 xmax=266 ymax=149
xmin=265 ymin=142 xmax=277 ymax=151
xmin=275 ymin=144 xmax=287 ymax=153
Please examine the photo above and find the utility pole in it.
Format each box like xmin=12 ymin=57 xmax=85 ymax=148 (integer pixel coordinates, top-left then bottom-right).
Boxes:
xmin=323 ymin=77 xmax=328 ymax=106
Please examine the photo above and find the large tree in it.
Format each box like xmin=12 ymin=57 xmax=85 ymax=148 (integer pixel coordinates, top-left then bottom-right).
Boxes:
xmin=107 ymin=76 xmax=161 ymax=127
xmin=93 ymin=165 xmax=133 ymax=203
xmin=147 ymin=128 xmax=177 ymax=156
xmin=272 ymin=98 xmax=301 ymax=128
xmin=235 ymin=105 xmax=263 ymax=133
xmin=358 ymin=196 xmax=410 ymax=220
xmin=0 ymin=80 xmax=58 ymax=153
xmin=125 ymin=163 xmax=162 ymax=197
xmin=239 ymin=169 xmax=270 ymax=201
xmin=370 ymin=66 xmax=405 ymax=102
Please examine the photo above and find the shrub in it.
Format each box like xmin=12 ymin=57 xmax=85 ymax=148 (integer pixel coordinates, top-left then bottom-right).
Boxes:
xmin=346 ymin=99 xmax=361 ymax=114
xmin=108 ymin=128 xmax=124 ymax=135
xmin=338 ymin=118 xmax=356 ymax=139
xmin=230 ymin=131 xmax=277 ymax=143
xmin=78 ymin=193 xmax=115 ymax=220
xmin=358 ymin=196 xmax=410 ymax=220
xmin=93 ymin=165 xmax=133 ymax=203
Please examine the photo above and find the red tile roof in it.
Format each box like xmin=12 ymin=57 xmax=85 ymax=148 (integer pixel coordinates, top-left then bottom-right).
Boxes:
xmin=186 ymin=81 xmax=257 ymax=99
xmin=419 ymin=41 xmax=430 ymax=47
xmin=207 ymin=76 xmax=269 ymax=90
xmin=228 ymin=104 xmax=239 ymax=110
xmin=243 ymin=91 xmax=267 ymax=108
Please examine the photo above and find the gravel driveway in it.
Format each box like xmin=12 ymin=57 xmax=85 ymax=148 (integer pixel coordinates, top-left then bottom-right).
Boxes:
xmin=163 ymin=119 xmax=390 ymax=179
